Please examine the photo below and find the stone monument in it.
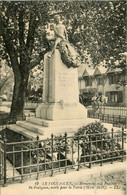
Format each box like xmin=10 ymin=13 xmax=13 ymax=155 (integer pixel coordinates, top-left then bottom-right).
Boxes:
xmin=36 ymin=49 xmax=87 ymax=121
xmin=8 ymin=15 xmax=90 ymax=139
xmin=36 ymin=15 xmax=87 ymax=122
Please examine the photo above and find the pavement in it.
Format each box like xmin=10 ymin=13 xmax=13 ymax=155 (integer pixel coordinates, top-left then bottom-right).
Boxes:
xmin=0 ymin=105 xmax=10 ymax=113
xmin=0 ymin=102 xmax=35 ymax=116
xmin=1 ymin=161 xmax=126 ymax=195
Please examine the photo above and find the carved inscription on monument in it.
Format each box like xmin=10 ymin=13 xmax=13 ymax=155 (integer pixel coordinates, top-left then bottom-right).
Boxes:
xmin=58 ymin=73 xmax=75 ymax=87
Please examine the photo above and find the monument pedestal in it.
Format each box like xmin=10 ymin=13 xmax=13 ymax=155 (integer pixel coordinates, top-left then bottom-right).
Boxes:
xmin=7 ymin=50 xmax=89 ymax=139
xmin=36 ymin=49 xmax=87 ymax=121
xmin=36 ymin=102 xmax=86 ymax=120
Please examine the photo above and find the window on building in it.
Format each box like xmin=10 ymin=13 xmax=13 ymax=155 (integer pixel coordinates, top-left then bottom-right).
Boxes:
xmin=85 ymin=78 xmax=92 ymax=87
xmin=97 ymin=78 xmax=103 ymax=85
xmin=106 ymin=91 xmax=123 ymax=103
xmin=109 ymin=74 xmax=119 ymax=85
xmin=110 ymin=92 xmax=117 ymax=102
xmin=117 ymin=91 xmax=123 ymax=103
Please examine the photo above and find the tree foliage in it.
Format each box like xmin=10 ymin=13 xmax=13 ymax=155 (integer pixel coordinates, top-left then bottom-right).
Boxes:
xmin=61 ymin=1 xmax=126 ymax=66
xmin=0 ymin=1 xmax=126 ymax=118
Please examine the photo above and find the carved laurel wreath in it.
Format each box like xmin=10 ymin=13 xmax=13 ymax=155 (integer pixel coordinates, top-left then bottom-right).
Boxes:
xmin=58 ymin=40 xmax=81 ymax=68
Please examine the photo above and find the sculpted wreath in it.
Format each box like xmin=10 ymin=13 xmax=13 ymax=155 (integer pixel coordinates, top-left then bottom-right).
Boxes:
xmin=58 ymin=40 xmax=81 ymax=68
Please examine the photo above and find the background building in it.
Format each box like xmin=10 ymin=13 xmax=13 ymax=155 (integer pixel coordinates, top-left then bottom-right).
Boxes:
xmin=78 ymin=65 xmax=126 ymax=106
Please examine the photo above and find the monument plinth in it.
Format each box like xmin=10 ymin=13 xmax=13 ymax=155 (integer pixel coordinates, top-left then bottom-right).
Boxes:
xmin=36 ymin=49 xmax=87 ymax=121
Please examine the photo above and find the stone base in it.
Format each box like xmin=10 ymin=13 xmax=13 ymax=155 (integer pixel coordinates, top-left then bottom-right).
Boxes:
xmin=6 ymin=117 xmax=99 ymax=140
xmin=27 ymin=117 xmax=91 ymax=128
xmin=36 ymin=102 xmax=87 ymax=120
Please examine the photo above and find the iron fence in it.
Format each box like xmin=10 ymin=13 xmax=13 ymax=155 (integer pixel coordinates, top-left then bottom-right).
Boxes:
xmin=0 ymin=138 xmax=4 ymax=183
xmin=0 ymin=127 xmax=126 ymax=186
xmin=88 ymin=104 xmax=127 ymax=117
xmin=25 ymin=101 xmax=41 ymax=109
xmin=87 ymin=111 xmax=126 ymax=128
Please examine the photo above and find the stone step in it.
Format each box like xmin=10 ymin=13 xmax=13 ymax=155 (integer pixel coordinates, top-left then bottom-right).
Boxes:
xmin=27 ymin=117 xmax=47 ymax=126
xmin=16 ymin=120 xmax=78 ymax=137
xmin=27 ymin=116 xmax=98 ymax=127
xmin=7 ymin=118 xmax=100 ymax=141
xmin=16 ymin=121 xmax=44 ymax=135
xmin=7 ymin=123 xmax=76 ymax=140
xmin=7 ymin=124 xmax=38 ymax=139
xmin=15 ymin=117 xmax=100 ymax=139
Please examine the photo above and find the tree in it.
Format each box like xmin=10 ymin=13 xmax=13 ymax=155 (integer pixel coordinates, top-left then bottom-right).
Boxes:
xmin=1 ymin=1 xmax=50 ymax=119
xmin=0 ymin=1 xmax=126 ymax=119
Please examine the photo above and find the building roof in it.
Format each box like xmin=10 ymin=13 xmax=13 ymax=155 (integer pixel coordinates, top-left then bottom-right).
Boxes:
xmin=83 ymin=68 xmax=95 ymax=77
xmin=94 ymin=66 xmax=107 ymax=76
xmin=78 ymin=64 xmax=86 ymax=78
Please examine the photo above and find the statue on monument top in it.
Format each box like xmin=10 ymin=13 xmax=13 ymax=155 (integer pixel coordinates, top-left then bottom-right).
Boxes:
xmin=46 ymin=15 xmax=81 ymax=68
